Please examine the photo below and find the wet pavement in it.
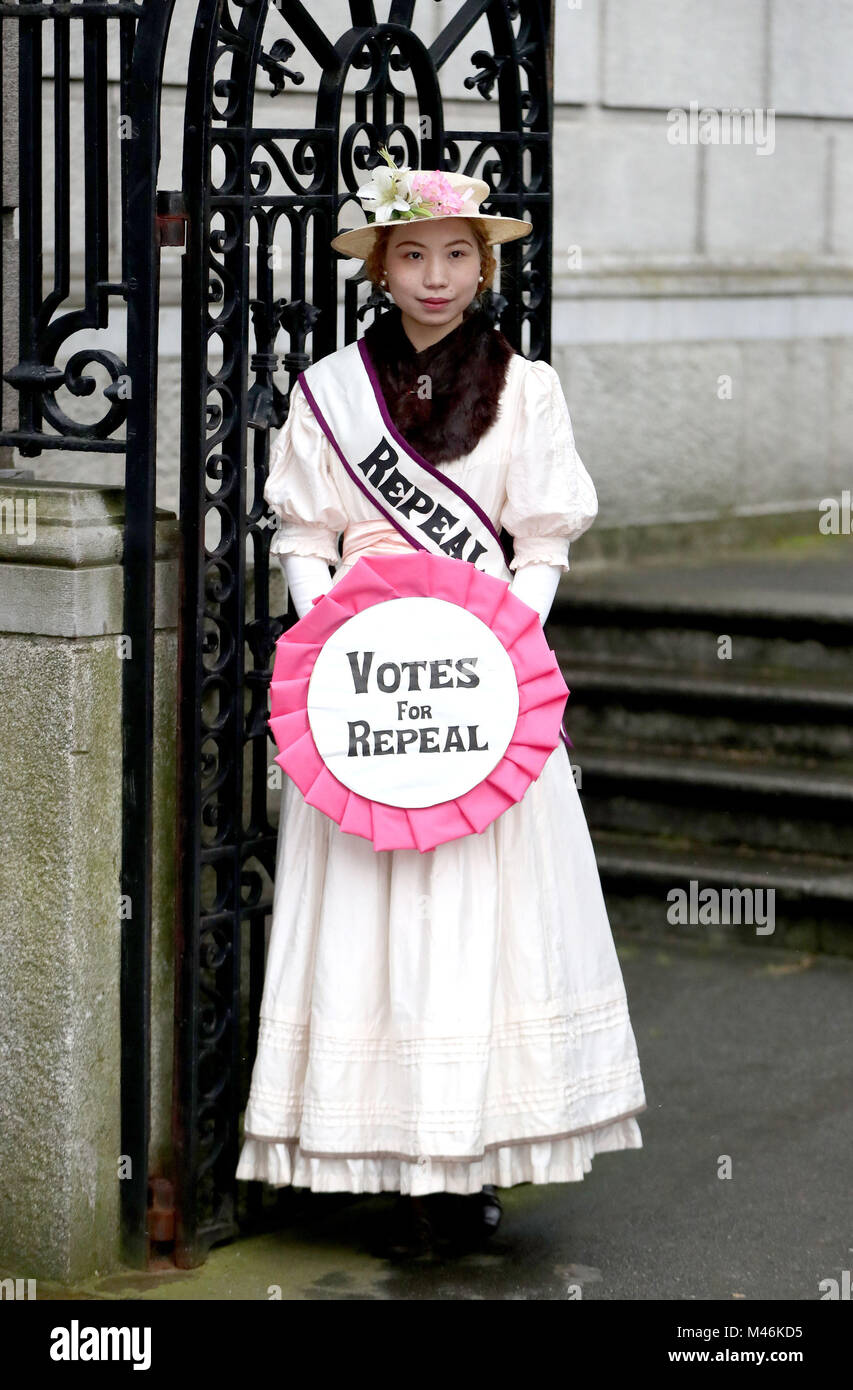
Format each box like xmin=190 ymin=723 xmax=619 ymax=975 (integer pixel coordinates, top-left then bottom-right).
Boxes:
xmin=35 ymin=934 xmax=853 ymax=1302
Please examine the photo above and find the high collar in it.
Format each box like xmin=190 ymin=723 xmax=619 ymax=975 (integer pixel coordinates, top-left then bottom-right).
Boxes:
xmin=362 ymin=302 xmax=515 ymax=465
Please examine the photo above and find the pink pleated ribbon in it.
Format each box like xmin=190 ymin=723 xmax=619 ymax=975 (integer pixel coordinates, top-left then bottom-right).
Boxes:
xmin=269 ymin=551 xmax=570 ymax=853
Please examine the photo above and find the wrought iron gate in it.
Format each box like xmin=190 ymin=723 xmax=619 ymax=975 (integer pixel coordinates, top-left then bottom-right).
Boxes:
xmin=174 ymin=0 xmax=554 ymax=1267
xmin=0 ymin=0 xmax=178 ymax=1267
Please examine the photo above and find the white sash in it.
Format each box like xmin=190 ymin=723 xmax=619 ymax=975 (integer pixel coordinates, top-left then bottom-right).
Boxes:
xmin=298 ymin=339 xmax=512 ymax=581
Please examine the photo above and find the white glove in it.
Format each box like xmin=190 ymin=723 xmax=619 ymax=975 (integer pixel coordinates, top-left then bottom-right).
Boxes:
xmin=279 ymin=552 xmax=334 ymax=619
xmin=509 ymin=561 xmax=563 ymax=625
xmin=281 ymin=552 xmax=562 ymax=625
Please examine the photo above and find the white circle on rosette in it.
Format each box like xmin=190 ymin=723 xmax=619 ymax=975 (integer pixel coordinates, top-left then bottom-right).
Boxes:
xmin=306 ymin=596 xmax=520 ymax=809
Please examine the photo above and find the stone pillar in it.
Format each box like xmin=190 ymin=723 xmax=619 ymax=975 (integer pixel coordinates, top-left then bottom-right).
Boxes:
xmin=0 ymin=481 xmax=178 ymax=1284
xmin=1 ymin=15 xmax=18 ymax=456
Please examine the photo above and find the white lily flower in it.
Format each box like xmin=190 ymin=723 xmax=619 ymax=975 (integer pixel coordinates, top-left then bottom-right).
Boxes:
xmin=357 ymin=166 xmax=414 ymax=221
xmin=373 ymin=197 xmax=415 ymax=222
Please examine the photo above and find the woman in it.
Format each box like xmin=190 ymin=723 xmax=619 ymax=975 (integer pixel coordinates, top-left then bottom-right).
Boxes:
xmin=236 ymin=156 xmax=647 ymax=1255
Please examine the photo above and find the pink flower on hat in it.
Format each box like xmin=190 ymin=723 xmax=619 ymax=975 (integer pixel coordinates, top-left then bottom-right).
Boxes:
xmin=355 ymin=148 xmax=478 ymax=225
xmin=409 ymin=171 xmax=474 ymax=216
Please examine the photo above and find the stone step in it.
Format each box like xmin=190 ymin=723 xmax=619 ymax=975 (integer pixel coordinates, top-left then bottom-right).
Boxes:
xmin=575 ymin=749 xmax=853 ymax=859
xmin=560 ymin=662 xmax=853 ymax=761
xmin=549 ymin=599 xmax=853 ymax=680
xmin=589 ymin=829 xmax=853 ymax=955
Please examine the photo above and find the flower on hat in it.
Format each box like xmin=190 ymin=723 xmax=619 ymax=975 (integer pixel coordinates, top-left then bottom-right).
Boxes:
xmin=356 ymin=146 xmax=475 ymax=225
xmin=356 ymin=163 xmax=415 ymax=223
xmin=410 ymin=171 xmax=474 ymax=216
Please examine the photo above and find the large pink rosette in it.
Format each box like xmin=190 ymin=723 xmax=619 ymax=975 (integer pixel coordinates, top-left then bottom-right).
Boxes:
xmin=268 ymin=552 xmax=570 ymax=853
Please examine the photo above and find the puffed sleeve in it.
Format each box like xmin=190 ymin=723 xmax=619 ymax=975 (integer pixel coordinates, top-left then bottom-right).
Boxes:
xmin=263 ymin=379 xmax=348 ymax=565
xmin=499 ymin=359 xmax=598 ymax=571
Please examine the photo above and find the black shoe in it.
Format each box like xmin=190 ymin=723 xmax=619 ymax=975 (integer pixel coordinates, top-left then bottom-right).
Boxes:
xmin=424 ymin=1186 xmax=503 ymax=1251
xmin=479 ymin=1184 xmax=503 ymax=1236
xmin=385 ymin=1194 xmax=435 ymax=1258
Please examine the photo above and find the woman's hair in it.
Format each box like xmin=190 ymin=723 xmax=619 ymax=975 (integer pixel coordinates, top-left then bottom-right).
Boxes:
xmin=364 ymin=218 xmax=497 ymax=299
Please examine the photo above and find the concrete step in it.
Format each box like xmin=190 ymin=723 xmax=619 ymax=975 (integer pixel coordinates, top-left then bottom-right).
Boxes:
xmin=560 ymin=662 xmax=853 ymax=761
xmin=589 ymin=828 xmax=853 ymax=956
xmin=575 ymin=749 xmax=853 ymax=858
xmin=549 ymin=556 xmax=853 ymax=679
xmin=549 ymin=607 xmax=853 ymax=680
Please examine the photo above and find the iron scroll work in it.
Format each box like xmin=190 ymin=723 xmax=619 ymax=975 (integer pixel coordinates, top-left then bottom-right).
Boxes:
xmin=176 ymin=0 xmax=554 ymax=1265
xmin=0 ymin=0 xmax=178 ymax=1267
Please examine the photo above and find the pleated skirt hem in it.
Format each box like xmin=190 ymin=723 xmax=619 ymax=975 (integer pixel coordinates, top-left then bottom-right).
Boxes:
xmin=236 ymin=1114 xmax=643 ymax=1195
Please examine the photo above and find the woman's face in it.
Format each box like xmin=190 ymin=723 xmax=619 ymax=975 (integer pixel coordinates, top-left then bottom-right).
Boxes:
xmin=382 ymin=219 xmax=482 ymax=329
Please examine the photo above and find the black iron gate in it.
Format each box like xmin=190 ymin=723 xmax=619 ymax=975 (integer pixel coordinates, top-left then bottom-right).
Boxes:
xmin=0 ymin=0 xmax=179 ymax=1268
xmin=174 ymin=0 xmax=554 ymax=1267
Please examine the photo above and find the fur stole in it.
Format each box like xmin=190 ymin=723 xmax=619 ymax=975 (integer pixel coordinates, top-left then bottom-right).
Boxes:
xmin=362 ymin=302 xmax=516 ymax=465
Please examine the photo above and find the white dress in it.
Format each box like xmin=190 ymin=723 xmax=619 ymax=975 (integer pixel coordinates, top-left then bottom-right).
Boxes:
xmin=236 ymin=348 xmax=647 ymax=1195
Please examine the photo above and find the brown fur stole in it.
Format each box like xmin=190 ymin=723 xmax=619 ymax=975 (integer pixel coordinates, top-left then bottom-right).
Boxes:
xmin=362 ymin=303 xmax=516 ymax=465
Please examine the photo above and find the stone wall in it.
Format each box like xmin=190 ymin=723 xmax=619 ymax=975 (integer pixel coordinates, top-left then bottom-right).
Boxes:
xmin=551 ymin=0 xmax=853 ymax=536
xmin=0 ymin=484 xmax=178 ymax=1283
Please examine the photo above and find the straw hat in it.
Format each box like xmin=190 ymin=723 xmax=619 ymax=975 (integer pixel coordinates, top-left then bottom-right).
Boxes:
xmin=331 ymin=150 xmax=533 ymax=260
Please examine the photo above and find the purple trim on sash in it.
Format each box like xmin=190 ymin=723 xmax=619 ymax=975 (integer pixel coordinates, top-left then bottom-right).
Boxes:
xmin=356 ymin=338 xmax=512 ymax=569
xmin=296 ymin=371 xmax=428 ymax=556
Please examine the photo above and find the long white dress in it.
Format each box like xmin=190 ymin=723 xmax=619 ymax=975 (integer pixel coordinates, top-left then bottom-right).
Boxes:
xmin=236 ymin=347 xmax=647 ymax=1195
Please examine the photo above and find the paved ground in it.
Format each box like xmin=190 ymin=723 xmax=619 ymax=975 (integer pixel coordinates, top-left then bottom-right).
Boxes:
xmin=39 ymin=934 xmax=853 ymax=1302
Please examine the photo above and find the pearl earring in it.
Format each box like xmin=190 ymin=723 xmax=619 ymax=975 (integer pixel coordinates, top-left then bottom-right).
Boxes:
xmin=479 ymin=275 xmax=484 ymax=282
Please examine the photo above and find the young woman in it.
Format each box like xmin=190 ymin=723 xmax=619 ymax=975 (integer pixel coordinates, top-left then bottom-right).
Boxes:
xmin=236 ymin=159 xmax=647 ymax=1255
